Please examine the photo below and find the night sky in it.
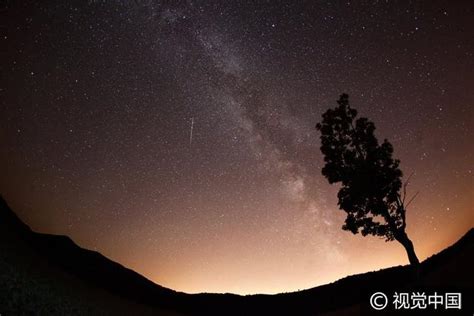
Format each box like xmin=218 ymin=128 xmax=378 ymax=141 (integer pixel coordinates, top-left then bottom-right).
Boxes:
xmin=1 ymin=1 xmax=473 ymax=295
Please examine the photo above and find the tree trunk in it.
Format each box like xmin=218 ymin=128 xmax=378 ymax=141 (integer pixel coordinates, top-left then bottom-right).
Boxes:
xmin=395 ymin=230 xmax=419 ymax=266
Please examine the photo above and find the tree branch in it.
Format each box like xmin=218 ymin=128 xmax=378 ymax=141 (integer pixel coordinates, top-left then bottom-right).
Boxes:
xmin=402 ymin=172 xmax=415 ymax=204
xmin=405 ymin=191 xmax=419 ymax=208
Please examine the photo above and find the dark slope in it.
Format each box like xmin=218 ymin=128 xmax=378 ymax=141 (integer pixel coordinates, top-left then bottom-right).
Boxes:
xmin=0 ymin=196 xmax=472 ymax=315
xmin=0 ymin=197 xmax=185 ymax=315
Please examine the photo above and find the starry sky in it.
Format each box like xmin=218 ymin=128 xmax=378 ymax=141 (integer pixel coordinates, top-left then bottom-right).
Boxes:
xmin=1 ymin=1 xmax=473 ymax=295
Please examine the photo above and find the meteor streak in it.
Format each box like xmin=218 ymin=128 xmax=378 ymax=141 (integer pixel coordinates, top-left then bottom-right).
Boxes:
xmin=189 ymin=117 xmax=194 ymax=145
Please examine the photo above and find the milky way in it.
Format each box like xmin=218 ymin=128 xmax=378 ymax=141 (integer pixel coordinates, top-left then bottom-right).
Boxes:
xmin=1 ymin=1 xmax=473 ymax=294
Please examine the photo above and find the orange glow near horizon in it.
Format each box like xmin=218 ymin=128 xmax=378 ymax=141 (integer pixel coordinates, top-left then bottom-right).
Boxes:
xmin=9 ymin=179 xmax=472 ymax=295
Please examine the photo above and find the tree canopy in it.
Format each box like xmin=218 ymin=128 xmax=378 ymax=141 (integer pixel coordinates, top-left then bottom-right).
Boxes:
xmin=316 ymin=94 xmax=419 ymax=265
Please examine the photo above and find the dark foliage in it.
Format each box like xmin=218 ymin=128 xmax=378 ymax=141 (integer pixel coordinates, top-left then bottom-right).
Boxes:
xmin=316 ymin=94 xmax=419 ymax=264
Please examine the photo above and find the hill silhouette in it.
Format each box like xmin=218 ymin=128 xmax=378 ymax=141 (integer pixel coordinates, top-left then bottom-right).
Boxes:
xmin=0 ymin=196 xmax=472 ymax=315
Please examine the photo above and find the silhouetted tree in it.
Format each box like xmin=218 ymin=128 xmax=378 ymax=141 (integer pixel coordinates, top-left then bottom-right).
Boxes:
xmin=316 ymin=94 xmax=419 ymax=266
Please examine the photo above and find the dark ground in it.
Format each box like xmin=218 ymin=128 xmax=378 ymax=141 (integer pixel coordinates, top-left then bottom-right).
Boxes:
xmin=0 ymin=196 xmax=472 ymax=315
